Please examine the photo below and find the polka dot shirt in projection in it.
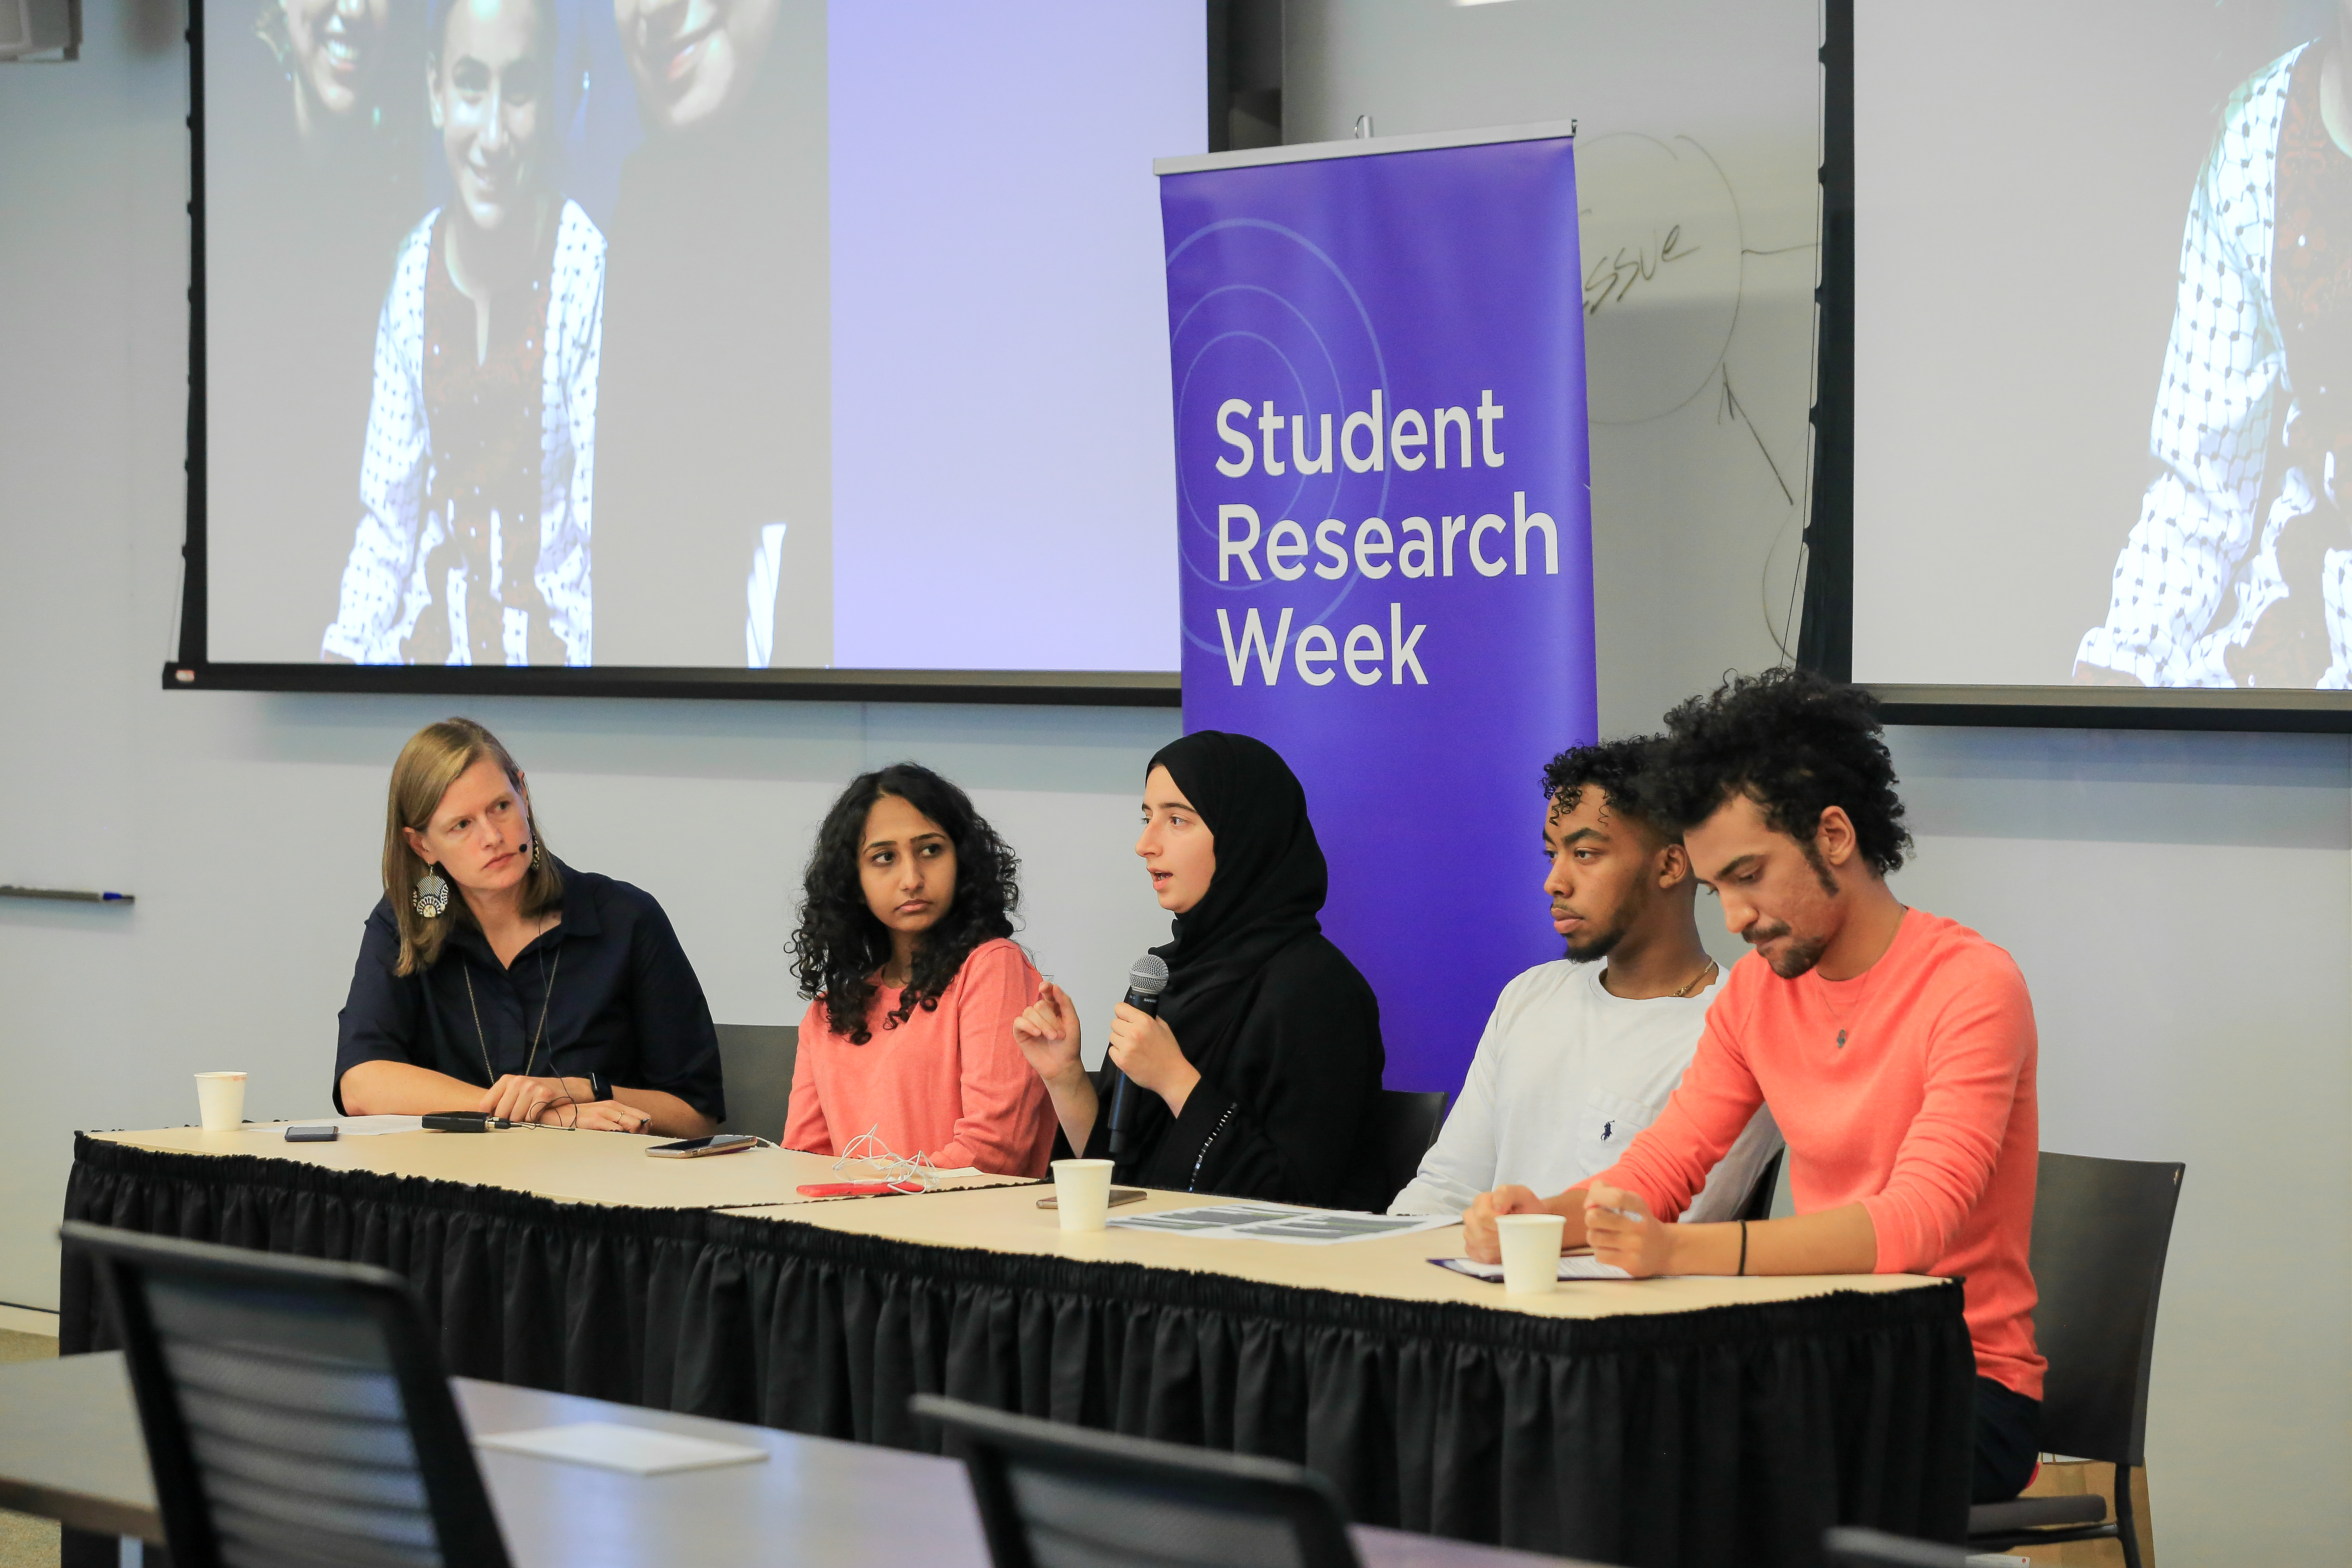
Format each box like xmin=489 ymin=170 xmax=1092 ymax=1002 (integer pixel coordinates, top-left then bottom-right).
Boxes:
xmin=2077 ymin=43 xmax=2352 ymax=688
xmin=321 ymin=201 xmax=605 ymax=666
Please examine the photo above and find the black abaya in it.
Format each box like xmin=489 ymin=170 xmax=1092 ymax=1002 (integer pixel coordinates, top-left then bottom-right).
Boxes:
xmin=1078 ymin=732 xmax=1387 ymax=1211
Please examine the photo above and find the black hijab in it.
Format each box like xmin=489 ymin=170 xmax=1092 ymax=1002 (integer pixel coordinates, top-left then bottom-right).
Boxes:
xmin=1146 ymin=731 xmax=1327 ymax=1075
xmin=1079 ymin=731 xmax=1382 ymax=1206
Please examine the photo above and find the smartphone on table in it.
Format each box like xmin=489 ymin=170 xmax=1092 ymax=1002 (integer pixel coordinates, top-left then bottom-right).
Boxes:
xmin=646 ymin=1134 xmax=760 ymax=1159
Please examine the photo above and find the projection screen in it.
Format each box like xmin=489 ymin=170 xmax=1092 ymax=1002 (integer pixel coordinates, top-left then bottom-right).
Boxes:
xmin=182 ymin=0 xmax=1200 ymax=700
xmin=1851 ymin=0 xmax=2352 ymax=726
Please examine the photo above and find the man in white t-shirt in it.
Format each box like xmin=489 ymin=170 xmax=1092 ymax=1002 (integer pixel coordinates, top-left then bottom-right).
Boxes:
xmin=1391 ymin=737 xmax=1781 ymax=1218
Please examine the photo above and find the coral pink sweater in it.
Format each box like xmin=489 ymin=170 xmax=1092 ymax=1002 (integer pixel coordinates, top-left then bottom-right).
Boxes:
xmin=1597 ymin=908 xmax=2046 ymax=1399
xmin=784 ymin=938 xmax=1056 ymax=1178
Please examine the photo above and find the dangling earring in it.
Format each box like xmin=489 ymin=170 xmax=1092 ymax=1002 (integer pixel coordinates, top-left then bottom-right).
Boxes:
xmin=529 ymin=833 xmax=541 ymax=870
xmin=412 ymin=864 xmax=451 ymax=919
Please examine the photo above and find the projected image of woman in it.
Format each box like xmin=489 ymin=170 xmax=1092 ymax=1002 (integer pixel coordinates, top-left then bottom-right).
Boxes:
xmin=613 ymin=0 xmax=780 ymax=133
xmin=592 ymin=0 xmax=825 ymax=668
xmin=209 ymin=1 xmax=424 ymax=650
xmin=321 ymin=0 xmax=605 ymax=667
xmin=2076 ymin=6 xmax=2352 ymax=688
xmin=271 ymin=0 xmax=400 ymax=152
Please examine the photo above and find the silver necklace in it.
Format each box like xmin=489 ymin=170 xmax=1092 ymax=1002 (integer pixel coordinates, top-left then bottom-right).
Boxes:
xmin=1817 ymin=963 xmax=1878 ymax=1049
xmin=1822 ymin=907 xmax=1910 ymax=1049
xmin=462 ymin=923 xmax=562 ymax=1085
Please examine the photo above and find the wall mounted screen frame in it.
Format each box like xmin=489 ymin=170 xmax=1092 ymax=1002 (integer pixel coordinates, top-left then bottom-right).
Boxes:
xmin=1813 ymin=0 xmax=2352 ymax=734
xmin=163 ymin=0 xmax=1185 ymax=709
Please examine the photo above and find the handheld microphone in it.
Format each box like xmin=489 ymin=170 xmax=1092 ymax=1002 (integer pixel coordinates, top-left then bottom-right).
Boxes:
xmin=1106 ymin=952 xmax=1170 ymax=1157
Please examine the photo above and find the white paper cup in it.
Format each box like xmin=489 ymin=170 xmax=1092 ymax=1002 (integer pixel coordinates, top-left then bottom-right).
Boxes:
xmin=194 ymin=1072 xmax=247 ymax=1132
xmin=1051 ymin=1158 xmax=1116 ymax=1233
xmin=1496 ymin=1212 xmax=1568 ymax=1295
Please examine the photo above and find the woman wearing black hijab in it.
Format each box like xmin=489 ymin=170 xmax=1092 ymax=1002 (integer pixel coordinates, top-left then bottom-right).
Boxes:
xmin=1013 ymin=731 xmax=1387 ymax=1209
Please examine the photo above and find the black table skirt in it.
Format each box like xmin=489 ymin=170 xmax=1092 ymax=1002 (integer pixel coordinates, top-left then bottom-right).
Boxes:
xmin=60 ymin=1134 xmax=1973 ymax=1567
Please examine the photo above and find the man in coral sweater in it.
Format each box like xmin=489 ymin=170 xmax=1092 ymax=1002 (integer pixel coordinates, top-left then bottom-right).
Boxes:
xmin=1465 ymin=668 xmax=2045 ymax=1504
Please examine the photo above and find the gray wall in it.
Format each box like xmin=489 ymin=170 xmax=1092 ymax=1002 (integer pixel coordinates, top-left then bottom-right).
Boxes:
xmin=0 ymin=2 xmax=1177 ymax=1308
xmin=1885 ymin=725 xmax=2350 ymax=1565
xmin=4 ymin=5 xmax=2347 ymax=1566
xmin=1288 ymin=0 xmax=1825 ymax=741
xmin=1287 ymin=3 xmax=2352 ymax=1563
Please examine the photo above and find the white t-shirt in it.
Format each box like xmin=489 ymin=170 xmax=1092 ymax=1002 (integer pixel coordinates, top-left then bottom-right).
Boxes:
xmin=1389 ymin=960 xmax=1782 ymax=1219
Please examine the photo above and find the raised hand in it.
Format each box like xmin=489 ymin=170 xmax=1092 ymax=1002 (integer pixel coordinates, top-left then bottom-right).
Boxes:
xmin=1011 ymin=982 xmax=1085 ymax=1086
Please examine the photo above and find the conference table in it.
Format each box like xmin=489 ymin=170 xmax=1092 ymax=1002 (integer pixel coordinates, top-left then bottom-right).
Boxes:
xmin=1 ymin=1351 xmax=1587 ymax=1567
xmin=58 ymin=1125 xmax=1976 ymax=1568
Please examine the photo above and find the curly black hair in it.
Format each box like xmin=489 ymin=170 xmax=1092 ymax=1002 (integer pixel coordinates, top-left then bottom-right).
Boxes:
xmin=1540 ymin=735 xmax=1672 ymax=838
xmin=789 ymin=763 xmax=1021 ymax=1044
xmin=1650 ymin=667 xmax=1912 ymax=877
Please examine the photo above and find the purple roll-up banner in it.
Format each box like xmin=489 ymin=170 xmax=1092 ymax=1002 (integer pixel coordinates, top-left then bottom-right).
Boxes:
xmin=1155 ymin=127 xmax=1597 ymax=1098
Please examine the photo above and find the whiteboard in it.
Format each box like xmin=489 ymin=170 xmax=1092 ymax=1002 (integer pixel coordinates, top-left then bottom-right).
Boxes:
xmin=1285 ymin=0 xmax=1824 ymax=737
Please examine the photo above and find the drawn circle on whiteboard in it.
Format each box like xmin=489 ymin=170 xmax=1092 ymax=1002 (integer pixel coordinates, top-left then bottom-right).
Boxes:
xmin=1578 ymin=133 xmax=1744 ymax=425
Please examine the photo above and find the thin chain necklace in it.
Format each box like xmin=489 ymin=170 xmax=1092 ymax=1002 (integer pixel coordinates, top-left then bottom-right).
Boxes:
xmin=1819 ymin=905 xmax=1910 ymax=1049
xmin=1604 ymin=956 xmax=1717 ymax=999
xmin=463 ymin=916 xmax=562 ymax=1084
xmin=1816 ymin=962 xmax=1879 ymax=1049
xmin=1671 ymin=957 xmax=1719 ymax=998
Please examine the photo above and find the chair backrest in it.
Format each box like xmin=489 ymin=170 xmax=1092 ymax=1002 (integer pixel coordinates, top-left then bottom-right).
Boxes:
xmin=1737 ymin=1148 xmax=1785 ymax=1224
xmin=1368 ymin=1089 xmax=1448 ymax=1207
xmin=2029 ymin=1151 xmax=2186 ymax=1466
xmin=61 ymin=1220 xmax=512 ymax=1568
xmin=714 ymin=1022 xmax=798 ymax=1140
xmin=1822 ymin=1526 xmax=1973 ymax=1567
xmin=912 ymin=1394 xmax=1362 ymax=1568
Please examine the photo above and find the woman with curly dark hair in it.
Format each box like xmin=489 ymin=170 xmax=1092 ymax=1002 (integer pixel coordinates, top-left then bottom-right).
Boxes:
xmin=781 ymin=764 xmax=1055 ymax=1176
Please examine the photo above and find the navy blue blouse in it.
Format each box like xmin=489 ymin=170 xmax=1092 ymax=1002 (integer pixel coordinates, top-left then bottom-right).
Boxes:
xmin=332 ymin=862 xmax=726 ymax=1120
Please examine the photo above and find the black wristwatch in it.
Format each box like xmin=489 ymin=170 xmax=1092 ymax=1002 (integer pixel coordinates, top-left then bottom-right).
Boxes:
xmin=587 ymin=1072 xmax=612 ymax=1102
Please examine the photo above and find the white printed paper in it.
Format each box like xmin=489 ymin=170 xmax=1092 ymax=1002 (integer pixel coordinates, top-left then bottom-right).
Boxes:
xmin=1430 ymin=1253 xmax=1636 ymax=1282
xmin=1108 ymin=1202 xmax=1307 ymax=1234
xmin=1225 ymin=1212 xmax=1457 ymax=1245
xmin=474 ymin=1421 xmax=768 ymax=1475
xmin=245 ymin=1116 xmax=426 ymax=1137
xmin=1107 ymin=1202 xmax=1454 ymax=1245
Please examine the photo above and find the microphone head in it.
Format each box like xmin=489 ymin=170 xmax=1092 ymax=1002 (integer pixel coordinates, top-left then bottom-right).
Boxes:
xmin=1126 ymin=952 xmax=1170 ymax=997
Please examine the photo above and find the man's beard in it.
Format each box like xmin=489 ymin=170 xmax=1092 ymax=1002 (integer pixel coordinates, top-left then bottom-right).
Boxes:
xmin=1747 ymin=917 xmax=1829 ymax=979
xmin=1560 ymin=903 xmax=1638 ymax=962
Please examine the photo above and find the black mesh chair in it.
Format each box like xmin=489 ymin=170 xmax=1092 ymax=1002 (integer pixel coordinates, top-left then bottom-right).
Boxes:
xmin=62 ymin=1220 xmax=512 ymax=1568
xmin=1822 ymin=1526 xmax=1973 ymax=1567
xmin=714 ymin=1022 xmax=798 ymax=1140
xmin=912 ymin=1394 xmax=1362 ymax=1568
xmin=1368 ymin=1089 xmax=1448 ymax=1208
xmin=1966 ymin=1152 xmax=2186 ymax=1568
xmin=1736 ymin=1147 xmax=1785 ymax=1223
